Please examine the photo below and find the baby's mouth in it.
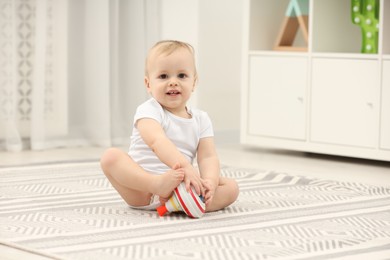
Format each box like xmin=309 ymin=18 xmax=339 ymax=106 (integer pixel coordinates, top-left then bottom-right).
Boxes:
xmin=167 ymin=90 xmax=181 ymax=96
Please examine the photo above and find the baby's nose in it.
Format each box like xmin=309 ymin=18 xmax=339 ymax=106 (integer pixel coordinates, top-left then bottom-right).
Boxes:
xmin=169 ymin=81 xmax=178 ymax=86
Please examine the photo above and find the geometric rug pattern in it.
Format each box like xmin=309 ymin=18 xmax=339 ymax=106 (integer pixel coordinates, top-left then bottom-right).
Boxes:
xmin=1 ymin=162 xmax=390 ymax=259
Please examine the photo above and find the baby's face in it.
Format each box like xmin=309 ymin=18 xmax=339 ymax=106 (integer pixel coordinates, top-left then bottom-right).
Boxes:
xmin=145 ymin=48 xmax=197 ymax=117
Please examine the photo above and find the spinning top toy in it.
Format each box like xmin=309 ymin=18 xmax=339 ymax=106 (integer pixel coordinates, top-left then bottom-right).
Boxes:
xmin=157 ymin=182 xmax=205 ymax=218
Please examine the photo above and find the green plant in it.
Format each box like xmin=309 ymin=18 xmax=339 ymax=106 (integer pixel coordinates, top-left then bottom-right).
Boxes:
xmin=351 ymin=0 xmax=379 ymax=54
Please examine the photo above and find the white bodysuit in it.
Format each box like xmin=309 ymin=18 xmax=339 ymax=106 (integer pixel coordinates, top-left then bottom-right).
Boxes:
xmin=128 ymin=98 xmax=214 ymax=175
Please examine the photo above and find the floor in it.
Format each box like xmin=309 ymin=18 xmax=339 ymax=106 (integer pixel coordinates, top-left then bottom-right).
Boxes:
xmin=1 ymin=143 xmax=390 ymax=259
xmin=1 ymin=143 xmax=390 ymax=186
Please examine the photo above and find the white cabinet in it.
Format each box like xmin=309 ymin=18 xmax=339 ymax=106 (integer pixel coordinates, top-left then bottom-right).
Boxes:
xmin=311 ymin=58 xmax=379 ymax=148
xmin=248 ymin=55 xmax=307 ymax=140
xmin=381 ymin=60 xmax=390 ymax=150
xmin=241 ymin=0 xmax=390 ymax=161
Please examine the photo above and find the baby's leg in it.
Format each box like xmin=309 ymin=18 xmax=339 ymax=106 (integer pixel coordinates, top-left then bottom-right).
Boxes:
xmin=100 ymin=148 xmax=184 ymax=207
xmin=206 ymin=177 xmax=239 ymax=212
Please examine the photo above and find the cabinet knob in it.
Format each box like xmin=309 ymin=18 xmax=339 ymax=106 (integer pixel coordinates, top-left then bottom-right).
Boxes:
xmin=367 ymin=102 xmax=373 ymax=108
xmin=297 ymin=97 xmax=304 ymax=103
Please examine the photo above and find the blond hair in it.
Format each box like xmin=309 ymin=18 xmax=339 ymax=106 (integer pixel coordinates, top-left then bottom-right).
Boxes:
xmin=145 ymin=40 xmax=197 ymax=79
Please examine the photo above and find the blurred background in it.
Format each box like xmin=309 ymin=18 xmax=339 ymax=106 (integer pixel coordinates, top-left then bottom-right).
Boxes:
xmin=0 ymin=0 xmax=243 ymax=152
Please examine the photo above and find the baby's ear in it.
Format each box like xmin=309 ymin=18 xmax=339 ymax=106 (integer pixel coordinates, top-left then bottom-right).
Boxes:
xmin=144 ymin=77 xmax=151 ymax=90
xmin=192 ymin=77 xmax=198 ymax=91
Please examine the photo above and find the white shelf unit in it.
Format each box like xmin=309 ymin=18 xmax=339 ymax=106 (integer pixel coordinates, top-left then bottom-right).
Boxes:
xmin=241 ymin=0 xmax=390 ymax=161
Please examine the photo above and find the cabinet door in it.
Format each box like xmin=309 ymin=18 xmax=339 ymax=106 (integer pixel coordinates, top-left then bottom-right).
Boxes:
xmin=248 ymin=55 xmax=307 ymax=140
xmin=381 ymin=60 xmax=390 ymax=150
xmin=311 ymin=58 xmax=379 ymax=148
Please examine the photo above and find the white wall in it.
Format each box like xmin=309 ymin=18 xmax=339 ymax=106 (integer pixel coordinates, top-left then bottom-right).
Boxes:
xmin=198 ymin=0 xmax=243 ymax=143
xmin=159 ymin=0 xmax=199 ymax=46
xmin=160 ymin=0 xmax=243 ymax=143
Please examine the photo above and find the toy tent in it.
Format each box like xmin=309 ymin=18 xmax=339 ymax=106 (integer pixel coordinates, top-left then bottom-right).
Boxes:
xmin=274 ymin=0 xmax=309 ymax=51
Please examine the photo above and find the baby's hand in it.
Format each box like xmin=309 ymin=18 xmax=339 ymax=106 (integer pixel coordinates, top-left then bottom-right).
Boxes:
xmin=201 ymin=179 xmax=217 ymax=207
xmin=183 ymin=165 xmax=204 ymax=196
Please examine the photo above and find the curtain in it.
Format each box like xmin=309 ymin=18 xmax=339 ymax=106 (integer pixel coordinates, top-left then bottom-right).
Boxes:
xmin=0 ymin=0 xmax=159 ymax=152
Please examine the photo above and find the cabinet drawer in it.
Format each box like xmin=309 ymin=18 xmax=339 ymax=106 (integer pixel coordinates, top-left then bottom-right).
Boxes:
xmin=311 ymin=58 xmax=380 ymax=148
xmin=248 ymin=55 xmax=307 ymax=140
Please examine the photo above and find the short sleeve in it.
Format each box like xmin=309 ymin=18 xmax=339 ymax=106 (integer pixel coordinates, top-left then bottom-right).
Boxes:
xmin=199 ymin=111 xmax=214 ymax=138
xmin=133 ymin=98 xmax=164 ymax=127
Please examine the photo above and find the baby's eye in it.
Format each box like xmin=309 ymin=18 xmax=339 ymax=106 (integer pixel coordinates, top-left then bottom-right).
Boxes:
xmin=178 ymin=73 xmax=187 ymax=79
xmin=159 ymin=74 xmax=168 ymax=79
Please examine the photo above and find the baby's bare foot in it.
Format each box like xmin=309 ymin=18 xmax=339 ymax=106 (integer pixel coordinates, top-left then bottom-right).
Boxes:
xmin=151 ymin=163 xmax=184 ymax=200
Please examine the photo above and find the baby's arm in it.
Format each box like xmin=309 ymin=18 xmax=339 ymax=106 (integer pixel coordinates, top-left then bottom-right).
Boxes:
xmin=196 ymin=137 xmax=220 ymax=205
xmin=137 ymin=118 xmax=203 ymax=194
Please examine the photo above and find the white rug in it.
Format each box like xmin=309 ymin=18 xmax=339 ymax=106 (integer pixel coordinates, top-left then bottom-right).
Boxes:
xmin=1 ymin=162 xmax=390 ymax=260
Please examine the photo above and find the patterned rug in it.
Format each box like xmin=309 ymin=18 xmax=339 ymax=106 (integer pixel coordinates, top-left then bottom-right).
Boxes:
xmin=1 ymin=162 xmax=390 ymax=260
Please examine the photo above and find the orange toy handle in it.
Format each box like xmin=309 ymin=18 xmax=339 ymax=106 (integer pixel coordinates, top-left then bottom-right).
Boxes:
xmin=156 ymin=205 xmax=168 ymax=216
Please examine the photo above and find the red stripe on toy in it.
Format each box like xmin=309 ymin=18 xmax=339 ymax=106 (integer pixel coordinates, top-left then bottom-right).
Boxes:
xmin=175 ymin=188 xmax=194 ymax=218
xmin=189 ymin=189 xmax=205 ymax=213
